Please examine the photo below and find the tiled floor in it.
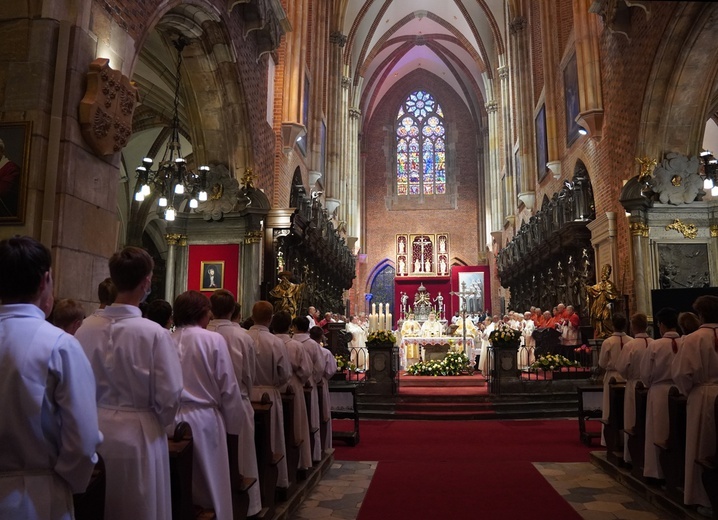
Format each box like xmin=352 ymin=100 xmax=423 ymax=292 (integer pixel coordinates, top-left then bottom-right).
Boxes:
xmin=291 ymin=459 xmax=686 ymax=520
xmin=535 ymin=462 xmax=673 ymax=519
xmin=290 ymin=461 xmax=376 ymax=519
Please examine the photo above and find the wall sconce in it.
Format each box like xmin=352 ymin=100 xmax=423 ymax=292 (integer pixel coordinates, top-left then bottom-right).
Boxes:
xmin=700 ymin=150 xmax=718 ymax=196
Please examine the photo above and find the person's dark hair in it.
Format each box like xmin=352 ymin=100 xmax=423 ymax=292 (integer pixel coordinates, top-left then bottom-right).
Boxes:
xmin=231 ymin=302 xmax=241 ymax=322
xmin=655 ymin=307 xmax=678 ymax=330
xmin=630 ymin=313 xmax=648 ymax=332
xmin=678 ymin=311 xmax=701 ymax=335
xmin=693 ymin=295 xmax=718 ymax=324
xmin=611 ymin=312 xmax=627 ymax=332
xmin=210 ymin=289 xmax=236 ymax=319
xmin=52 ymin=299 xmax=85 ymax=330
xmin=292 ymin=315 xmax=310 ymax=333
xmin=109 ymin=246 xmax=153 ymax=292
xmin=270 ymin=310 xmax=292 ymax=333
xmin=97 ymin=277 xmax=117 ymax=306
xmin=146 ymin=299 xmax=172 ymax=328
xmin=309 ymin=325 xmax=324 ymax=342
xmin=241 ymin=317 xmax=254 ymax=330
xmin=0 ymin=236 xmax=52 ymax=302
xmin=173 ymin=291 xmax=210 ymax=327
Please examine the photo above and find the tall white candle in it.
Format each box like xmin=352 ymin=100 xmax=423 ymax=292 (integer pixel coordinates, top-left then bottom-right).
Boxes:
xmin=372 ymin=303 xmax=376 ymax=315
xmin=386 ymin=312 xmax=392 ymax=331
xmin=378 ymin=304 xmax=384 ymax=330
xmin=369 ymin=314 xmax=377 ymax=332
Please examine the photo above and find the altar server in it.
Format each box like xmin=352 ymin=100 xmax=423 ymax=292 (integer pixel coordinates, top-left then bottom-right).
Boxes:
xmin=671 ymin=295 xmax=718 ymax=511
xmin=171 ymin=290 xmax=244 ymax=518
xmin=616 ymin=313 xmax=652 ymax=463
xmin=639 ymin=307 xmax=681 ymax=479
xmin=76 ymin=246 xmax=183 ymax=520
xmin=207 ymin=289 xmax=261 ymax=516
xmin=272 ymin=311 xmax=313 ymax=471
xmin=292 ymin=316 xmax=326 ymax=462
xmin=0 ymin=236 xmax=102 ymax=520
xmin=311 ymin=326 xmax=337 ymax=450
xmin=247 ymin=301 xmax=291 ymax=488
xmin=597 ymin=313 xmax=632 ymax=446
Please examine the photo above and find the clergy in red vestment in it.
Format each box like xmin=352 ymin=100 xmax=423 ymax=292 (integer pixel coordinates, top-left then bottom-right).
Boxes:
xmin=0 ymin=139 xmax=20 ymax=217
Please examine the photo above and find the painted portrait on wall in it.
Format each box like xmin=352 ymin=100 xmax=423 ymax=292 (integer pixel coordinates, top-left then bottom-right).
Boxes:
xmin=201 ymin=261 xmax=225 ymax=291
xmin=0 ymin=121 xmax=31 ymax=223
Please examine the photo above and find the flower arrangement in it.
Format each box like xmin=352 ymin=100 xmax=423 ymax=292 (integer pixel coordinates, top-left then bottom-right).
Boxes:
xmin=334 ymin=354 xmax=356 ymax=372
xmin=406 ymin=351 xmax=471 ymax=376
xmin=367 ymin=329 xmax=397 ymax=345
xmin=530 ymin=354 xmax=580 ymax=371
xmin=488 ymin=323 xmax=521 ymax=348
xmin=574 ymin=344 xmax=591 ymax=354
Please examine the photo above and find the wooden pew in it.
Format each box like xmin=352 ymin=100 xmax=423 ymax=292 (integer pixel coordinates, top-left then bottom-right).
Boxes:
xmin=601 ymin=378 xmax=625 ymax=465
xmin=304 ymin=385 xmax=319 ymax=466
xmin=280 ymin=387 xmax=302 ymax=500
xmin=226 ymin=433 xmax=257 ymax=520
xmin=167 ymin=422 xmax=215 ymax=520
xmin=317 ymin=381 xmax=329 ymax=454
xmin=252 ymin=394 xmax=281 ymax=516
xmin=656 ymin=387 xmax=687 ymax=505
xmin=625 ymin=381 xmax=648 ymax=479
xmin=698 ymin=394 xmax=718 ymax=518
xmin=73 ymin=455 xmax=105 ymax=520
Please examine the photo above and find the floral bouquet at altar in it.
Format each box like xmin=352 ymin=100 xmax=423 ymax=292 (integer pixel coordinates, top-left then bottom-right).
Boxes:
xmin=367 ymin=329 xmax=397 ymax=346
xmin=530 ymin=354 xmax=580 ymax=371
xmin=488 ymin=323 xmax=521 ymax=348
xmin=406 ymin=351 xmax=471 ymax=376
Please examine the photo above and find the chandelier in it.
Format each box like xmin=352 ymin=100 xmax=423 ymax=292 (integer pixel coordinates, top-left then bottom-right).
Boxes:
xmin=700 ymin=150 xmax=718 ymax=197
xmin=134 ymin=36 xmax=208 ymax=221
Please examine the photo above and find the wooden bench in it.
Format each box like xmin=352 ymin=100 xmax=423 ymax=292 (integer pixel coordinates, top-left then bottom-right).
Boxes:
xmin=226 ymin=432 xmax=257 ymax=520
xmin=280 ymin=387 xmax=302 ymax=499
xmin=600 ymin=378 xmax=625 ymax=465
xmin=73 ymin=455 xmax=105 ymax=520
xmin=167 ymin=422 xmax=215 ymax=520
xmin=656 ymin=387 xmax=687 ymax=505
xmin=317 ymin=381 xmax=329 ymax=454
xmin=625 ymin=381 xmax=648 ymax=479
xmin=329 ymin=382 xmax=360 ymax=446
xmin=304 ymin=385 xmax=319 ymax=465
xmin=698 ymin=393 xmax=718 ymax=518
xmin=252 ymin=394 xmax=282 ymax=516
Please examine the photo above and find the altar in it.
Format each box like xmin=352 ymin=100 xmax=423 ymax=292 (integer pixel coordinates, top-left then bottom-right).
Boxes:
xmin=400 ymin=337 xmax=475 ymax=367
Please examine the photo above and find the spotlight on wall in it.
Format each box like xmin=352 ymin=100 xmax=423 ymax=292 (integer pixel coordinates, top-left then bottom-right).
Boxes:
xmin=578 ymin=127 xmax=588 ymax=136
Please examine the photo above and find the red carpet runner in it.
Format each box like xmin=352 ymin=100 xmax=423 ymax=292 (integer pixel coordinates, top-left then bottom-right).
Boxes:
xmin=333 ymin=419 xmax=593 ymax=519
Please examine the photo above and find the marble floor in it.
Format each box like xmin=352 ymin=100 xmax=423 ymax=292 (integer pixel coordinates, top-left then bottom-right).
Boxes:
xmin=290 ymin=460 xmax=689 ymax=520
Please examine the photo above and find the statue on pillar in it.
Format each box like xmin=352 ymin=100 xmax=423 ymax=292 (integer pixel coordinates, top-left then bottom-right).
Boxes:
xmin=585 ymin=263 xmax=621 ymax=339
xmin=269 ymin=271 xmax=304 ymax=318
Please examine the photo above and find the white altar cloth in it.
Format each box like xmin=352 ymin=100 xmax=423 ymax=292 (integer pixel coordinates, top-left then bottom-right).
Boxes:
xmin=400 ymin=337 xmax=475 ymax=367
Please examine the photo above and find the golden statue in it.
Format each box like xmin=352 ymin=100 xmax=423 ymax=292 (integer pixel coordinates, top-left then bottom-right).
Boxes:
xmin=585 ymin=264 xmax=621 ymax=339
xmin=269 ymin=271 xmax=303 ymax=318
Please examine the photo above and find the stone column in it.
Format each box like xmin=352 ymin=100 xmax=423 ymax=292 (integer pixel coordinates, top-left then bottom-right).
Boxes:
xmin=347 ymin=106 xmax=361 ymax=238
xmin=540 ymin=0 xmax=561 ymax=174
xmin=241 ymin=229 xmax=263 ymax=318
xmin=629 ymin=217 xmax=651 ymax=316
xmin=573 ymin=0 xmax=604 ymax=138
xmin=326 ymin=32 xmax=346 ymax=201
xmin=164 ymin=233 xmax=182 ymax=302
xmin=485 ymin=99 xmax=501 ymax=239
xmin=498 ymin=62 xmax=514 ymax=221
xmin=174 ymin=235 xmax=188 ymax=302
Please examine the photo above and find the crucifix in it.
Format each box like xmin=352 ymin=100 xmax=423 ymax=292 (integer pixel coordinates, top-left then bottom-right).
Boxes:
xmin=415 ymin=236 xmax=432 ymax=273
xmin=449 ymin=281 xmax=475 ymax=361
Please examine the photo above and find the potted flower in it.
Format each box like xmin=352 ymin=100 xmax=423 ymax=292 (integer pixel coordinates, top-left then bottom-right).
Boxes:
xmin=488 ymin=323 xmax=521 ymax=349
xmin=366 ymin=329 xmax=397 ymax=347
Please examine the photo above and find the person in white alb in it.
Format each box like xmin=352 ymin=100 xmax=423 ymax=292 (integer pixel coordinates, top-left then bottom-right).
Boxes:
xmin=272 ymin=310 xmax=313 ymax=471
xmin=597 ymin=313 xmax=633 ymax=446
xmin=0 ymin=236 xmax=102 ymax=520
xmin=292 ymin=316 xmax=326 ymax=463
xmin=671 ymin=295 xmax=718 ymax=514
xmin=247 ymin=301 xmax=292 ymax=488
xmin=421 ymin=311 xmax=443 ymax=338
xmin=75 ymin=246 xmax=183 ymax=520
xmin=616 ymin=313 xmax=653 ymax=463
xmin=311 ymin=326 xmax=338 ymax=450
xmin=519 ymin=311 xmax=536 ymax=369
xmin=207 ymin=289 xmax=261 ymax=516
xmin=171 ymin=290 xmax=245 ymax=518
xmin=639 ymin=307 xmax=681 ymax=480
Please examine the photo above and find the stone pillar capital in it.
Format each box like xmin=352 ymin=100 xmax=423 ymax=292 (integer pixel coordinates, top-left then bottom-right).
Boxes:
xmin=485 ymin=100 xmax=498 ymax=113
xmin=509 ymin=16 xmax=527 ymax=34
xmin=498 ymin=66 xmax=509 ymax=80
xmin=329 ymin=31 xmax=347 ymax=47
xmin=341 ymin=76 xmax=352 ymax=89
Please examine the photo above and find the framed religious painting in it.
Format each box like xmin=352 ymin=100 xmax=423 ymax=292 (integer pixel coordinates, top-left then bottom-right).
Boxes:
xmin=200 ymin=261 xmax=225 ymax=291
xmin=0 ymin=121 xmax=32 ymax=223
xmin=564 ymin=52 xmax=581 ymax=147
xmin=409 ymin=234 xmax=435 ymax=275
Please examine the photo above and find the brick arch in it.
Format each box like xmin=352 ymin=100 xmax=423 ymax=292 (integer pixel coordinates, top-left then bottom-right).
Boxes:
xmin=638 ymin=2 xmax=718 ymax=158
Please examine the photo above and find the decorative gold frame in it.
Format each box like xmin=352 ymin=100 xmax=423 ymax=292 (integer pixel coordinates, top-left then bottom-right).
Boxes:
xmin=200 ymin=261 xmax=225 ymax=291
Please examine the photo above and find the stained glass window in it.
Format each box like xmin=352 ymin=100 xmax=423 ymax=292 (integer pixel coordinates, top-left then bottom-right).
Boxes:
xmin=396 ymin=91 xmax=446 ymax=196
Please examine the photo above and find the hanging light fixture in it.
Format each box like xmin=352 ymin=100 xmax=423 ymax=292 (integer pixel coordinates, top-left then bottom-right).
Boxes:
xmin=700 ymin=150 xmax=718 ymax=197
xmin=134 ymin=36 xmax=209 ymax=221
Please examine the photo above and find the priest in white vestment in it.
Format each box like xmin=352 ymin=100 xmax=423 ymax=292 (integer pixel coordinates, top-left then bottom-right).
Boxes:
xmin=346 ymin=315 xmax=368 ymax=370
xmin=421 ymin=311 xmax=443 ymax=338
xmin=293 ymin=317 xmax=326 ymax=462
xmin=171 ymin=291 xmax=245 ymax=519
xmin=207 ymin=290 xmax=262 ymax=516
xmin=616 ymin=313 xmax=652 ymax=463
xmin=76 ymin=246 xmax=183 ymax=520
xmin=597 ymin=313 xmax=632 ymax=446
xmin=639 ymin=307 xmax=681 ymax=479
xmin=272 ymin=311 xmax=313 ymax=471
xmin=247 ymin=301 xmax=292 ymax=488
xmin=671 ymin=295 xmax=718 ymax=510
xmin=0 ymin=236 xmax=102 ymax=520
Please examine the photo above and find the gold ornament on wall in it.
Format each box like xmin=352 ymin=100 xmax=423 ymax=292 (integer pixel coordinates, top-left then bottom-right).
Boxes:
xmin=636 ymin=156 xmax=657 ymax=184
xmin=665 ymin=219 xmax=697 ymax=239
xmin=629 ymin=222 xmax=649 ymax=237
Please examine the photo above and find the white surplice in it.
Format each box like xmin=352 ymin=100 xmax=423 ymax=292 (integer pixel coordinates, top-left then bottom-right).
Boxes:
xmin=671 ymin=324 xmax=718 ymax=508
xmin=346 ymin=322 xmax=368 ymax=370
xmin=75 ymin=304 xmax=183 ymax=520
xmin=598 ymin=332 xmax=632 ymax=446
xmin=171 ymin=326 xmax=245 ymax=519
xmin=276 ymin=333 xmax=313 ymax=470
xmin=616 ymin=333 xmax=653 ymax=462
xmin=319 ymin=345 xmax=338 ymax=450
xmin=294 ymin=332 xmax=325 ymax=462
xmin=0 ymin=304 xmax=102 ymax=520
xmin=639 ymin=331 xmax=681 ymax=479
xmin=207 ymin=319 xmax=261 ymax=516
xmin=246 ymin=324 xmax=291 ymax=488
xmin=479 ymin=322 xmax=495 ymax=374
